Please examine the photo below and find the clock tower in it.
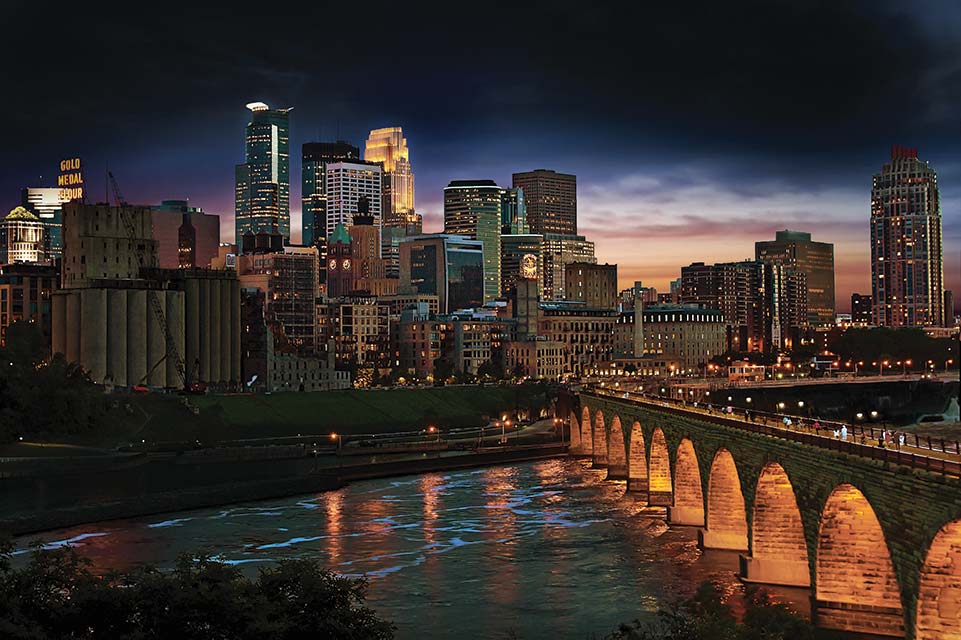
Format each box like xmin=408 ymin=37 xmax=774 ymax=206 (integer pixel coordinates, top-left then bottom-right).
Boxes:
xmin=327 ymin=223 xmax=353 ymax=298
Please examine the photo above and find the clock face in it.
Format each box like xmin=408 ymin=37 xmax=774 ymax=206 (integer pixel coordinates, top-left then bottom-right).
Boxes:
xmin=328 ymin=259 xmax=337 ymax=271
xmin=343 ymin=259 xmax=351 ymax=270
xmin=521 ymin=254 xmax=538 ymax=279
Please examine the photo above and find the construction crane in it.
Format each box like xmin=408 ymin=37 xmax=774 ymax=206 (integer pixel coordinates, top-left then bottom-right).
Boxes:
xmin=108 ymin=171 xmax=187 ymax=389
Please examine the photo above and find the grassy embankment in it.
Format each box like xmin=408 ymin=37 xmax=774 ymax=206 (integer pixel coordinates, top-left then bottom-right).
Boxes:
xmin=2 ymin=384 xmax=549 ymax=453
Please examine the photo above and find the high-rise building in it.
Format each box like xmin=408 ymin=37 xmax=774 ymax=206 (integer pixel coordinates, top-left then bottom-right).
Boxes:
xmin=511 ymin=169 xmax=577 ymax=236
xmin=21 ymin=188 xmax=66 ymax=259
xmin=326 ymin=224 xmax=353 ymax=299
xmin=755 ymin=229 xmax=834 ymax=326
xmin=324 ymin=160 xmax=382 ymax=240
xmin=870 ymin=145 xmax=944 ymax=327
xmin=501 ymin=188 xmax=528 ymax=235
xmin=541 ymin=233 xmax=595 ymax=300
xmin=399 ymin=234 xmax=484 ymax=314
xmin=301 ymin=141 xmax=360 ymax=247
xmin=1 ymin=207 xmax=47 ymax=264
xmin=348 ymin=200 xmax=388 ymax=282
xmin=151 ymin=200 xmax=220 ymax=269
xmin=851 ymin=293 xmax=872 ymax=325
xmin=443 ymin=180 xmax=509 ymax=301
xmin=945 ymin=291 xmax=955 ymax=327
xmin=501 ymin=234 xmax=543 ymax=298
xmin=565 ymin=262 xmax=617 ymax=309
xmin=364 ymin=127 xmax=415 ymax=223
xmin=235 ymin=102 xmax=291 ymax=242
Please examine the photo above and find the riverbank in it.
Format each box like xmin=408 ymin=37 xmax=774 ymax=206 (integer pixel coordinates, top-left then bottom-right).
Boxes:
xmin=2 ymin=442 xmax=566 ymax=537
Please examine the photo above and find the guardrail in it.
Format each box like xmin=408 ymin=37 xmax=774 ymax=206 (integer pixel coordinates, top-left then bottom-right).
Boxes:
xmin=585 ymin=389 xmax=961 ymax=478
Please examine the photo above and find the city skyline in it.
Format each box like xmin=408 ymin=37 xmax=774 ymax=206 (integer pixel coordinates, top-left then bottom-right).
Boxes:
xmin=3 ymin=1 xmax=960 ymax=308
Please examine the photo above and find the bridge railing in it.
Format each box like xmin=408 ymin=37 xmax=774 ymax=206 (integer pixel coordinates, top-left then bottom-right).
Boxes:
xmin=585 ymin=389 xmax=961 ymax=478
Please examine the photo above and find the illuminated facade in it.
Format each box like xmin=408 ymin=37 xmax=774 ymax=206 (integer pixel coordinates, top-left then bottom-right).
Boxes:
xmin=21 ymin=187 xmax=66 ymax=258
xmin=565 ymin=262 xmax=617 ymax=309
xmin=870 ymin=146 xmax=944 ymax=327
xmin=235 ymin=102 xmax=291 ymax=242
xmin=542 ymin=233 xmax=595 ymax=300
xmin=364 ymin=127 xmax=415 ymax=223
xmin=301 ymin=141 xmax=359 ymax=247
xmin=512 ymin=169 xmax=577 ymax=236
xmin=0 ymin=207 xmax=47 ymax=264
xmin=500 ymin=234 xmax=543 ymax=298
xmin=443 ymin=180 xmax=522 ymax=301
xmin=324 ymin=161 xmax=382 ymax=239
xmin=756 ymin=229 xmax=834 ymax=326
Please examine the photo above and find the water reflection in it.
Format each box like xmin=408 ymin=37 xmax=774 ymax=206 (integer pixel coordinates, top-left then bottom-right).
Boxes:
xmin=13 ymin=458 xmax=807 ymax=639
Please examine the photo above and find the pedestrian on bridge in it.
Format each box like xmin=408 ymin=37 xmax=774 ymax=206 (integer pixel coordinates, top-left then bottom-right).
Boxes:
xmin=898 ymin=433 xmax=905 ymax=450
xmin=841 ymin=425 xmax=848 ymax=441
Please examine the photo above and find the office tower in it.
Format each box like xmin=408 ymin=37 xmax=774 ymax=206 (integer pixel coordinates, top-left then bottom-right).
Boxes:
xmin=851 ymin=293 xmax=872 ymax=325
xmin=348 ymin=199 xmax=387 ymax=281
xmin=324 ymin=160 xmax=382 ymax=240
xmin=0 ymin=207 xmax=47 ymax=264
xmin=541 ymin=233 xmax=595 ymax=300
xmin=756 ymin=229 xmax=835 ymax=326
xmin=235 ymin=102 xmax=291 ymax=242
xmin=326 ymin=224 xmax=353 ymax=298
xmin=381 ymin=218 xmax=422 ymax=279
xmin=443 ymin=180 xmax=506 ymax=301
xmin=399 ymin=234 xmax=484 ymax=313
xmin=511 ymin=169 xmax=577 ymax=235
xmin=21 ymin=188 xmax=66 ymax=258
xmin=501 ymin=188 xmax=528 ymax=234
xmin=302 ymin=141 xmax=360 ymax=247
xmin=151 ymin=200 xmax=220 ymax=269
xmin=565 ymin=262 xmax=617 ymax=309
xmin=871 ymin=145 xmax=944 ymax=326
xmin=364 ymin=127 xmax=415 ymax=223
xmin=501 ymin=234 xmax=543 ymax=298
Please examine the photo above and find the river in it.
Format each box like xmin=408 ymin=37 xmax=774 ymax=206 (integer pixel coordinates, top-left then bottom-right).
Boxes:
xmin=11 ymin=458 xmax=809 ymax=639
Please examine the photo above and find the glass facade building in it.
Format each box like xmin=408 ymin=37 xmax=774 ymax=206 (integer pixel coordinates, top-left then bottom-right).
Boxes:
xmin=755 ymin=229 xmax=835 ymax=326
xmin=235 ymin=102 xmax=291 ymax=242
xmin=324 ymin=161 xmax=382 ymax=240
xmin=400 ymin=234 xmax=484 ymax=313
xmin=870 ymin=146 xmax=944 ymax=327
xmin=301 ymin=141 xmax=359 ymax=247
xmin=21 ymin=187 xmax=65 ymax=259
xmin=363 ymin=127 xmax=415 ymax=224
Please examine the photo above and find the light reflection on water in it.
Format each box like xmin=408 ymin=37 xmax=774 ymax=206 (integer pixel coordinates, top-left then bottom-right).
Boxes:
xmin=13 ymin=458 xmax=808 ymax=639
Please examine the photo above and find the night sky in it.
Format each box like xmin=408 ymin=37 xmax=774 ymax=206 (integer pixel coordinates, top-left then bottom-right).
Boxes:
xmin=3 ymin=0 xmax=959 ymax=308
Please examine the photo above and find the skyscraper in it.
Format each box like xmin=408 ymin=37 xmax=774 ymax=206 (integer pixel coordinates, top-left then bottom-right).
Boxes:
xmin=301 ymin=141 xmax=360 ymax=247
xmin=541 ymin=233 xmax=595 ymax=300
xmin=364 ymin=127 xmax=415 ymax=223
xmin=755 ymin=229 xmax=834 ymax=326
xmin=870 ymin=146 xmax=944 ymax=327
xmin=324 ymin=160 xmax=382 ymax=240
xmin=443 ymin=180 xmax=515 ymax=301
xmin=399 ymin=234 xmax=484 ymax=313
xmin=235 ymin=102 xmax=291 ymax=242
xmin=21 ymin=187 xmax=66 ymax=259
xmin=511 ymin=169 xmax=577 ymax=236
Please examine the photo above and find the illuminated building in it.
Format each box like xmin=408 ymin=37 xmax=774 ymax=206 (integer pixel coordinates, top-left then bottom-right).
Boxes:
xmin=565 ymin=262 xmax=617 ymax=309
xmin=21 ymin=188 xmax=66 ymax=258
xmin=1 ymin=207 xmax=47 ymax=264
xmin=364 ymin=127 xmax=415 ymax=223
xmin=151 ymin=200 xmax=220 ymax=269
xmin=326 ymin=223 xmax=353 ymax=298
xmin=542 ymin=233 xmax=595 ymax=300
xmin=324 ymin=160 xmax=382 ymax=239
xmin=0 ymin=263 xmax=58 ymax=347
xmin=399 ymin=234 xmax=484 ymax=314
xmin=348 ymin=199 xmax=387 ymax=282
xmin=614 ymin=304 xmax=726 ymax=372
xmin=500 ymin=234 xmax=543 ymax=298
xmin=871 ymin=145 xmax=944 ymax=327
xmin=756 ymin=229 xmax=834 ymax=326
xmin=301 ymin=141 xmax=359 ymax=247
xmin=443 ymin=180 xmax=522 ymax=301
xmin=851 ymin=293 xmax=872 ymax=325
xmin=511 ymin=169 xmax=577 ymax=236
xmin=235 ymin=102 xmax=291 ymax=242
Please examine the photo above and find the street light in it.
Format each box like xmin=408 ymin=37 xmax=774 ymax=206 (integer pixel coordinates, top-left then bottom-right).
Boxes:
xmin=330 ymin=432 xmax=341 ymax=450
xmin=777 ymin=402 xmax=785 ymax=410
xmin=870 ymin=410 xmax=878 ymax=418
xmin=746 ymin=397 xmax=752 ymax=404
xmin=856 ymin=412 xmax=864 ymax=420
xmin=798 ymin=401 xmax=805 ymax=408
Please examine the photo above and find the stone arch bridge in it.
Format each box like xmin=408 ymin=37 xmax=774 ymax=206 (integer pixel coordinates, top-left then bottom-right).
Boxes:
xmin=564 ymin=390 xmax=961 ymax=639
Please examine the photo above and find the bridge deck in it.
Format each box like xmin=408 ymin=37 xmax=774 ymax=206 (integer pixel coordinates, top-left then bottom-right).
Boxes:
xmin=588 ymin=389 xmax=961 ymax=478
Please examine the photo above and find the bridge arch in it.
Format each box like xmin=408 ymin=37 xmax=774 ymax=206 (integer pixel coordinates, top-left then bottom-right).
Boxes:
xmin=606 ymin=416 xmax=627 ymax=479
xmin=815 ymin=483 xmax=904 ymax=637
xmin=569 ymin=411 xmax=581 ymax=451
xmin=648 ymin=427 xmax=672 ymax=506
xmin=627 ymin=421 xmax=647 ymax=497
xmin=700 ymin=448 xmax=748 ymax=551
xmin=668 ymin=438 xmax=703 ymax=526
xmin=916 ymin=518 xmax=961 ymax=640
xmin=593 ymin=410 xmax=608 ymax=468
xmin=741 ymin=462 xmax=809 ymax=587
xmin=580 ymin=406 xmax=592 ymax=455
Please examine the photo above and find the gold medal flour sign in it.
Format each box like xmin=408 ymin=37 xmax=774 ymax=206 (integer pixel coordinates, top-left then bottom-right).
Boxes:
xmin=58 ymin=157 xmax=84 ymax=201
